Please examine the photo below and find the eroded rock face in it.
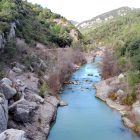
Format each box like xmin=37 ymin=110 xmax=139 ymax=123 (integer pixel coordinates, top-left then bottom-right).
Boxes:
xmin=0 ymin=129 xmax=28 ymax=140
xmin=8 ymin=96 xmax=59 ymax=140
xmin=0 ymin=93 xmax=8 ymax=133
xmin=132 ymin=101 xmax=140 ymax=123
xmin=8 ymin=22 xmax=16 ymax=39
xmin=0 ymin=33 xmax=6 ymax=51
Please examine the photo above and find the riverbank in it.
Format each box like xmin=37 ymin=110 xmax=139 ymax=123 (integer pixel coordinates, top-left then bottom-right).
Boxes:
xmin=0 ymin=44 xmax=86 ymax=140
xmin=95 ymin=75 xmax=140 ymax=136
xmin=48 ymin=56 xmax=140 ymax=140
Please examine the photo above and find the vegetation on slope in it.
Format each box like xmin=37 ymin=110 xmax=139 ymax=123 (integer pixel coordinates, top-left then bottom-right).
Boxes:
xmin=83 ymin=10 xmax=140 ymax=105
xmin=0 ymin=0 xmax=83 ymax=49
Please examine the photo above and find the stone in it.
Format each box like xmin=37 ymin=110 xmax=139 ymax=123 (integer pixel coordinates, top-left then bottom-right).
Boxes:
xmin=0 ymin=93 xmax=8 ymax=133
xmin=13 ymin=67 xmax=22 ymax=73
xmin=0 ymin=82 xmax=17 ymax=100
xmin=26 ymin=93 xmax=44 ymax=104
xmin=0 ymin=129 xmax=27 ymax=140
xmin=59 ymin=100 xmax=68 ymax=106
xmin=14 ymin=100 xmax=37 ymax=123
xmin=88 ymin=73 xmax=93 ymax=76
xmin=1 ymin=78 xmax=12 ymax=86
xmin=118 ymin=73 xmax=125 ymax=82
xmin=122 ymin=117 xmax=135 ymax=128
xmin=116 ymin=89 xmax=124 ymax=96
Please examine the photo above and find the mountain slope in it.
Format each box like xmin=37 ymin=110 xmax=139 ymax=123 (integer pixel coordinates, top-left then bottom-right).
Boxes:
xmin=77 ymin=7 xmax=134 ymax=30
xmin=0 ymin=0 xmax=83 ymax=51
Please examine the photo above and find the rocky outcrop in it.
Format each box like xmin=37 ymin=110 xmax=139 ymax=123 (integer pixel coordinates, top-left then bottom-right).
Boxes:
xmin=95 ymin=74 xmax=140 ymax=134
xmin=0 ymin=93 xmax=8 ymax=133
xmin=0 ymin=33 xmax=6 ymax=51
xmin=8 ymin=22 xmax=16 ymax=39
xmin=8 ymin=95 xmax=59 ymax=140
xmin=132 ymin=101 xmax=140 ymax=123
xmin=0 ymin=129 xmax=28 ymax=140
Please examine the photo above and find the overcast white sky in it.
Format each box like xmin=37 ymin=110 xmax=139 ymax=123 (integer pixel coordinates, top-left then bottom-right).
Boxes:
xmin=28 ymin=0 xmax=140 ymax=22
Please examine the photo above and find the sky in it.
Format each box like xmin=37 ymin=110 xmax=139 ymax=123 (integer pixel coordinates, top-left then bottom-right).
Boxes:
xmin=28 ymin=0 xmax=140 ymax=22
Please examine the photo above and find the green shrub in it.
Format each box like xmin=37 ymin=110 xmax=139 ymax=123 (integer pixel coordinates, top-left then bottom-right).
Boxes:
xmin=39 ymin=82 xmax=48 ymax=98
xmin=4 ymin=39 xmax=16 ymax=58
xmin=128 ymin=71 xmax=140 ymax=87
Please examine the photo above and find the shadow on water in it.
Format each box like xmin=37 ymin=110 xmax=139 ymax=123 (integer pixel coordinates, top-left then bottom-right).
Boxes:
xmin=48 ymin=56 xmax=140 ymax=140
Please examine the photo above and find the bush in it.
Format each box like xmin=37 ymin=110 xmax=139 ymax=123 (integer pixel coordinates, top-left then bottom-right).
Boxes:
xmin=4 ymin=38 xmax=16 ymax=58
xmin=128 ymin=71 xmax=140 ymax=88
xmin=108 ymin=93 xmax=117 ymax=101
xmin=102 ymin=48 xmax=120 ymax=79
xmin=39 ymin=81 xmax=48 ymax=98
xmin=123 ymin=95 xmax=135 ymax=105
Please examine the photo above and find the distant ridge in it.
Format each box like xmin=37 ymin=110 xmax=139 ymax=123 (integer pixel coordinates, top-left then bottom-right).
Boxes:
xmin=77 ymin=7 xmax=133 ymax=29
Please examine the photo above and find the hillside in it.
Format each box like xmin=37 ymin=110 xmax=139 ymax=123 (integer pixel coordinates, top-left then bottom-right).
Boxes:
xmin=0 ymin=0 xmax=83 ymax=51
xmin=77 ymin=7 xmax=135 ymax=31
xmin=0 ymin=0 xmax=86 ymax=139
xmin=82 ymin=7 xmax=140 ymax=134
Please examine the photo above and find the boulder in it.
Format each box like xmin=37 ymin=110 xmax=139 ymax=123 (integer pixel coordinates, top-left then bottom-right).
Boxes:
xmin=0 ymin=93 xmax=8 ymax=133
xmin=13 ymin=100 xmax=37 ymax=123
xmin=13 ymin=67 xmax=22 ymax=74
xmin=0 ymin=129 xmax=27 ymax=140
xmin=1 ymin=78 xmax=12 ymax=86
xmin=95 ymin=80 xmax=113 ymax=101
xmin=0 ymin=78 xmax=17 ymax=100
xmin=118 ymin=73 xmax=125 ymax=82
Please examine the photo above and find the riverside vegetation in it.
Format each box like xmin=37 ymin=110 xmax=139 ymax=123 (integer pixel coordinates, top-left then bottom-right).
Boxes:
xmin=80 ymin=7 xmax=140 ymax=135
xmin=1 ymin=0 xmax=140 ymax=139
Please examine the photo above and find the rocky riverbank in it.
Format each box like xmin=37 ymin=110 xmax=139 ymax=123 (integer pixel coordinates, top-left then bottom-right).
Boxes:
xmin=0 ymin=38 xmax=86 ymax=140
xmin=95 ymin=74 xmax=140 ymax=136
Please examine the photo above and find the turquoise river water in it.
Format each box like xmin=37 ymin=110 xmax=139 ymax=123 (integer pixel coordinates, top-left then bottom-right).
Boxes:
xmin=48 ymin=57 xmax=140 ymax=140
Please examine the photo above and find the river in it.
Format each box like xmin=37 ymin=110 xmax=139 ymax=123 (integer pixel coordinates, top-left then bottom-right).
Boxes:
xmin=48 ymin=57 xmax=140 ymax=140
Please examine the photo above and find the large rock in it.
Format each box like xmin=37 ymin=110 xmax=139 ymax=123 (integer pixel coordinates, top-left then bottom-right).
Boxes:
xmin=95 ymin=79 xmax=113 ymax=101
xmin=1 ymin=78 xmax=12 ymax=86
xmin=0 ymin=93 xmax=8 ymax=133
xmin=0 ymin=129 xmax=27 ymax=140
xmin=13 ymin=100 xmax=37 ymax=123
xmin=9 ymin=96 xmax=59 ymax=140
xmin=0 ymin=78 xmax=17 ymax=100
xmin=0 ymin=84 xmax=17 ymax=100
xmin=95 ymin=76 xmax=126 ymax=101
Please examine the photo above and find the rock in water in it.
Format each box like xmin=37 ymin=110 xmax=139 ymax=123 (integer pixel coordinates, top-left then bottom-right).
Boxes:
xmin=59 ymin=101 xmax=68 ymax=106
xmin=0 ymin=129 xmax=27 ymax=140
xmin=0 ymin=93 xmax=8 ymax=133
